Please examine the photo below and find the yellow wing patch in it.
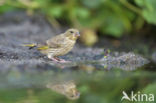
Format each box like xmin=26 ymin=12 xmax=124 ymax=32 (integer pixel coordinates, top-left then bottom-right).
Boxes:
xmin=22 ymin=44 xmax=36 ymax=47
xmin=37 ymin=46 xmax=49 ymax=50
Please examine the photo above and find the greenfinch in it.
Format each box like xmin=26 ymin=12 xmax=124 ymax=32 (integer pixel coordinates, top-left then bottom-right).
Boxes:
xmin=24 ymin=28 xmax=80 ymax=63
xmin=46 ymin=81 xmax=80 ymax=100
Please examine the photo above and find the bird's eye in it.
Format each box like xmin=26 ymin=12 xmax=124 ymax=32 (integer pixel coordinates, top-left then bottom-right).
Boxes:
xmin=70 ymin=31 xmax=74 ymax=33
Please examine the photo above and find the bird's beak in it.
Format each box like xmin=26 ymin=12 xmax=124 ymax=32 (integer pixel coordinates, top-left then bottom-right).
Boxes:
xmin=75 ymin=32 xmax=80 ymax=37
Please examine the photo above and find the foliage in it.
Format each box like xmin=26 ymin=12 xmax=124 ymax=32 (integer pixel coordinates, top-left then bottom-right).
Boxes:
xmin=0 ymin=0 xmax=156 ymax=38
xmin=135 ymin=0 xmax=156 ymax=24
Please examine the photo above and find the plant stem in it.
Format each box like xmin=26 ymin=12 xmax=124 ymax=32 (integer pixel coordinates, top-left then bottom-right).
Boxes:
xmin=119 ymin=0 xmax=142 ymax=15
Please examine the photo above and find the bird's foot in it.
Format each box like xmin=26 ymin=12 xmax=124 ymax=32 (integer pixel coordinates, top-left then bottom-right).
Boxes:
xmin=50 ymin=57 xmax=60 ymax=62
xmin=51 ymin=57 xmax=70 ymax=63
xmin=59 ymin=59 xmax=70 ymax=63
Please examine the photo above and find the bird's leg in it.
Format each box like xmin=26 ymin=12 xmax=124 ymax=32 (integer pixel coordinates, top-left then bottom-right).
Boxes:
xmin=48 ymin=54 xmax=69 ymax=63
xmin=50 ymin=57 xmax=60 ymax=62
xmin=48 ymin=55 xmax=60 ymax=62
xmin=54 ymin=57 xmax=70 ymax=63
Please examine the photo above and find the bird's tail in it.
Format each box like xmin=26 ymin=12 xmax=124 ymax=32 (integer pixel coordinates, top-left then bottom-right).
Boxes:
xmin=22 ymin=43 xmax=37 ymax=49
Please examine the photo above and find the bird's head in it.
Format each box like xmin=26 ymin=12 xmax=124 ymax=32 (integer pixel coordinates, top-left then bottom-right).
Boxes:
xmin=65 ymin=28 xmax=80 ymax=40
xmin=66 ymin=88 xmax=80 ymax=100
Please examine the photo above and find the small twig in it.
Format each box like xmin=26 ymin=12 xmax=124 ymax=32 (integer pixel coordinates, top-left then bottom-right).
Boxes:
xmin=119 ymin=0 xmax=142 ymax=16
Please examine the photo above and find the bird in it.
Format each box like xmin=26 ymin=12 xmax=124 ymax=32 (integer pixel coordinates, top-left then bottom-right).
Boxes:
xmin=23 ymin=28 xmax=80 ymax=63
xmin=46 ymin=81 xmax=80 ymax=100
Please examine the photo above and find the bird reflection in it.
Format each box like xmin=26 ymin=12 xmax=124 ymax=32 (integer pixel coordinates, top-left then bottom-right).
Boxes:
xmin=46 ymin=81 xmax=80 ymax=100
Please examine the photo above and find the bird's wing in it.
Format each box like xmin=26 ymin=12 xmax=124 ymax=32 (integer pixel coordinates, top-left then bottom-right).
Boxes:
xmin=37 ymin=45 xmax=49 ymax=50
xmin=46 ymin=34 xmax=65 ymax=48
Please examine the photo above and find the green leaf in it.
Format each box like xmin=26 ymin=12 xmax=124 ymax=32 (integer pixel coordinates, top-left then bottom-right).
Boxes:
xmin=135 ymin=0 xmax=156 ymax=24
xmin=0 ymin=5 xmax=17 ymax=13
xmin=81 ymin=0 xmax=102 ymax=9
xmin=76 ymin=7 xmax=90 ymax=19
xmin=137 ymin=83 xmax=156 ymax=103
xmin=102 ymin=15 xmax=125 ymax=37
xmin=48 ymin=6 xmax=63 ymax=18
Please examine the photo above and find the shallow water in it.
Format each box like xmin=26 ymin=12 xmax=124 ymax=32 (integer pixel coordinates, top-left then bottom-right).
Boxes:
xmin=0 ymin=60 xmax=156 ymax=103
